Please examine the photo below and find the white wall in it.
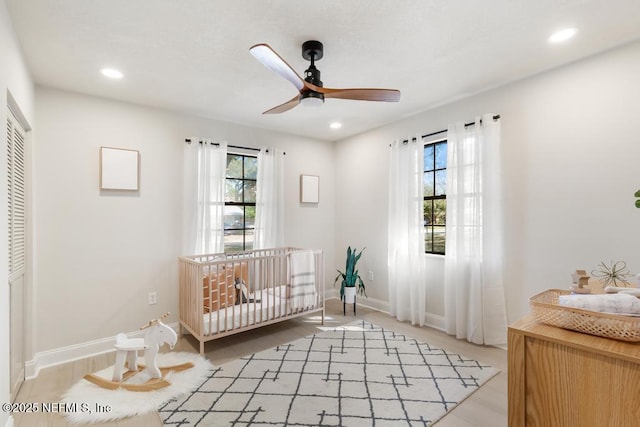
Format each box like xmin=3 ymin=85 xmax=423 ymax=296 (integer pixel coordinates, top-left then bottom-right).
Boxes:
xmin=335 ymin=40 xmax=640 ymax=325
xmin=1 ymin=0 xmax=35 ymax=424
xmin=33 ymin=87 xmax=335 ymax=355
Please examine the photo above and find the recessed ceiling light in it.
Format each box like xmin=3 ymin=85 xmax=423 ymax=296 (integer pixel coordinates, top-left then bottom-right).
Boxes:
xmin=330 ymin=122 xmax=342 ymax=129
xmin=548 ymin=28 xmax=577 ymax=44
xmin=100 ymin=68 xmax=124 ymax=79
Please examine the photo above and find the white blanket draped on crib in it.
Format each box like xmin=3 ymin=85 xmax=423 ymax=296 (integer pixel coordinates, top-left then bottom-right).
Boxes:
xmin=289 ymin=250 xmax=317 ymax=310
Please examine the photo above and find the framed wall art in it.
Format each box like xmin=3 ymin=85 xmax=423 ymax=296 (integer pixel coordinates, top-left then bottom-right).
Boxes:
xmin=100 ymin=146 xmax=140 ymax=191
xmin=300 ymin=174 xmax=319 ymax=203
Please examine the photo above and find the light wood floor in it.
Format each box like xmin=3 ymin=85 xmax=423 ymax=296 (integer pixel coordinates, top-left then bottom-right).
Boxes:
xmin=13 ymin=299 xmax=507 ymax=426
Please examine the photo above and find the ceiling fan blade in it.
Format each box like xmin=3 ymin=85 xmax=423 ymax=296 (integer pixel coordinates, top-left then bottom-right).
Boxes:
xmin=250 ymin=43 xmax=305 ymax=91
xmin=263 ymin=94 xmax=301 ymax=114
xmin=320 ymin=87 xmax=401 ymax=102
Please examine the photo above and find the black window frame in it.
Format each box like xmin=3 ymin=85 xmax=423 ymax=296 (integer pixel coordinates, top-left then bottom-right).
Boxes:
xmin=424 ymin=140 xmax=447 ymax=255
xmin=224 ymin=153 xmax=257 ymax=253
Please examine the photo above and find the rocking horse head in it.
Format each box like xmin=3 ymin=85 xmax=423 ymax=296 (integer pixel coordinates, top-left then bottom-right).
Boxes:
xmin=140 ymin=312 xmax=178 ymax=350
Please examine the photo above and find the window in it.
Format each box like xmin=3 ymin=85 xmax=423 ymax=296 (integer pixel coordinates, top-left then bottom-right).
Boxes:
xmin=224 ymin=153 xmax=257 ymax=252
xmin=424 ymin=140 xmax=447 ymax=254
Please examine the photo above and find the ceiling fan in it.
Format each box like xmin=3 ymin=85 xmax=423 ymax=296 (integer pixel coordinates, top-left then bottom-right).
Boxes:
xmin=249 ymin=40 xmax=401 ymax=114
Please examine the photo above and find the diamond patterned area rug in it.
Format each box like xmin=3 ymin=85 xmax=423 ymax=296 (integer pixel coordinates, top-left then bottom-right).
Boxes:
xmin=161 ymin=321 xmax=499 ymax=426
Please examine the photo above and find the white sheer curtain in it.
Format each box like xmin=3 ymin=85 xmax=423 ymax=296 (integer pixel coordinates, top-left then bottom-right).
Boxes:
xmin=183 ymin=139 xmax=227 ymax=255
xmin=254 ymin=147 xmax=284 ymax=249
xmin=444 ymin=114 xmax=507 ymax=345
xmin=388 ymin=137 xmax=426 ymax=326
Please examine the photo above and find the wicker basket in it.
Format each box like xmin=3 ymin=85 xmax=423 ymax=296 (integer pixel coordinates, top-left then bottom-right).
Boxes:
xmin=529 ymin=289 xmax=640 ymax=342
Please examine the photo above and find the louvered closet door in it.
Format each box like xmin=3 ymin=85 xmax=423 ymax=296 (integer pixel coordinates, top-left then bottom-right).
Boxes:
xmin=8 ymin=108 xmax=26 ymax=401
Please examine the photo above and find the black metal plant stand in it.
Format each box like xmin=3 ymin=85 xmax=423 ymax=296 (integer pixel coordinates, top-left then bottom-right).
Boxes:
xmin=343 ymin=295 xmax=356 ymax=316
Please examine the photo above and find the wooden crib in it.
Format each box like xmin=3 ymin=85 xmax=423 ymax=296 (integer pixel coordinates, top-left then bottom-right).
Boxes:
xmin=178 ymin=247 xmax=325 ymax=354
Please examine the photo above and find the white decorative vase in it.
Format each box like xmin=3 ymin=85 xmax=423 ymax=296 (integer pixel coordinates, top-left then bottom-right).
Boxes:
xmin=343 ymin=287 xmax=356 ymax=304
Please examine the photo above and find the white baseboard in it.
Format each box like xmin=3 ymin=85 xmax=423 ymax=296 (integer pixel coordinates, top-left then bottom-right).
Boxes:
xmin=4 ymin=415 xmax=14 ymax=427
xmin=425 ymin=313 xmax=446 ymax=331
xmin=25 ymin=322 xmax=179 ymax=380
xmin=326 ymin=289 xmax=391 ymax=314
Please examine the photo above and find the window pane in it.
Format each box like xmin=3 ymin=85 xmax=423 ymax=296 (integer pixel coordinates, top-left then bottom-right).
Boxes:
xmin=435 ymin=142 xmax=447 ymax=169
xmin=434 ymin=199 xmax=446 ymax=225
xmin=424 ymin=200 xmax=433 ymax=225
xmin=226 ymin=155 xmax=243 ymax=178
xmin=425 ymin=226 xmax=433 ymax=252
xmin=433 ymin=226 xmax=446 ymax=253
xmin=423 ymin=172 xmax=434 ymax=197
xmin=244 ymin=157 xmax=258 ymax=179
xmin=224 ymin=230 xmax=244 ymax=253
xmin=423 ymin=145 xmax=434 ymax=171
xmin=224 ymin=206 xmax=243 ymax=230
xmin=435 ymin=170 xmax=447 ymax=196
xmin=245 ymin=206 xmax=255 ymax=228
xmin=244 ymin=229 xmax=254 ymax=251
xmin=244 ymin=180 xmax=256 ymax=203
xmin=225 ymin=179 xmax=243 ymax=202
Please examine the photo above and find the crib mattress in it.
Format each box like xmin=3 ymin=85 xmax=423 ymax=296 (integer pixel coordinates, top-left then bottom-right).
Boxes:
xmin=202 ymin=286 xmax=294 ymax=335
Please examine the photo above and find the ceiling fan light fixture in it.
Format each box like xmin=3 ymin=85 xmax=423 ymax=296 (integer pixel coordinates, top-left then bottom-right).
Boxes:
xmin=300 ymin=91 xmax=324 ymax=107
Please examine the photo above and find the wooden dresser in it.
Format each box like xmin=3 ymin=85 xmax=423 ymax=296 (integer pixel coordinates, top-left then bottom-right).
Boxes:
xmin=508 ymin=314 xmax=640 ymax=427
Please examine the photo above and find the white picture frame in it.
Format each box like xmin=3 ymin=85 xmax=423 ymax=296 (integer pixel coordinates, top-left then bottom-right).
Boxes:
xmin=300 ymin=174 xmax=319 ymax=203
xmin=100 ymin=147 xmax=140 ymax=191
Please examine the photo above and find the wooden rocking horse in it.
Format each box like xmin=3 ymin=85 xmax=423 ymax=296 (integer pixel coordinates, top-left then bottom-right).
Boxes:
xmin=84 ymin=312 xmax=194 ymax=392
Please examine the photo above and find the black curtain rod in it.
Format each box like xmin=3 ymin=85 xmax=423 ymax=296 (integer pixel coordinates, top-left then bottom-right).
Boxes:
xmin=184 ymin=139 xmax=261 ymax=152
xmin=184 ymin=139 xmax=286 ymax=155
xmin=401 ymin=114 xmax=501 ymax=144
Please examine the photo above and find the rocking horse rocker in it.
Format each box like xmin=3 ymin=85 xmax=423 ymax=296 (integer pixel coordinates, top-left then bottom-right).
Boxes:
xmin=84 ymin=312 xmax=194 ymax=392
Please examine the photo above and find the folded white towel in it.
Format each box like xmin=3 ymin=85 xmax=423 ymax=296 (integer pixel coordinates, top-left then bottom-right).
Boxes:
xmin=559 ymin=293 xmax=640 ymax=316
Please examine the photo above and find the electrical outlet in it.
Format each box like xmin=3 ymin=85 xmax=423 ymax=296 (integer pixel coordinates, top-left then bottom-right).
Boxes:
xmin=148 ymin=292 xmax=157 ymax=305
xmin=368 ymin=271 xmax=374 ymax=281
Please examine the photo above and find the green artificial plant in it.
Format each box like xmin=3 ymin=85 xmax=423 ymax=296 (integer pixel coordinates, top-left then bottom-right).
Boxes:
xmin=635 ymin=190 xmax=640 ymax=208
xmin=334 ymin=246 xmax=366 ymax=300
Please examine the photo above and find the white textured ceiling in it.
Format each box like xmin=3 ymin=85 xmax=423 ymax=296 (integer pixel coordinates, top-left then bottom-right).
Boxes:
xmin=6 ymin=0 xmax=640 ymax=141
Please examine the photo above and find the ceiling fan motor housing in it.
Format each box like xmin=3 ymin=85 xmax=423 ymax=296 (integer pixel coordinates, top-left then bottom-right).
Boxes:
xmin=304 ymin=66 xmax=323 ymax=87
